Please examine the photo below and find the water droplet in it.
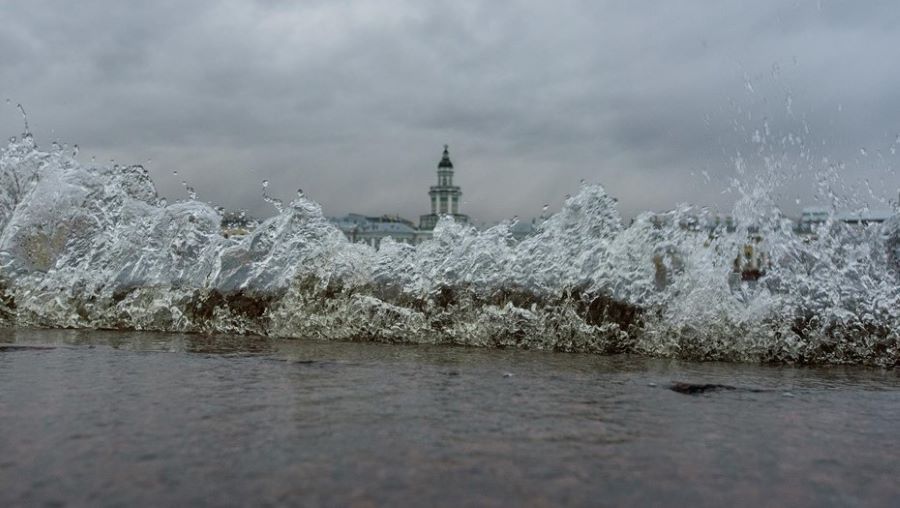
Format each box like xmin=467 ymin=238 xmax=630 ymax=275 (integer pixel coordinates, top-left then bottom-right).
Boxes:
xmin=859 ymin=148 xmax=868 ymax=157
xmin=579 ymin=178 xmax=586 ymax=185
xmin=8 ymin=136 xmax=16 ymax=144
xmin=296 ymin=188 xmax=304 ymax=198
xmin=542 ymin=204 xmax=549 ymax=212
xmin=181 ymin=181 xmax=198 ymax=200
xmin=262 ymin=180 xmax=269 ymax=189
xmin=565 ymin=193 xmax=571 ymax=199
xmin=157 ymin=197 xmax=168 ymax=207
xmin=16 ymin=103 xmax=29 ymax=134
xmin=744 ymin=75 xmax=755 ymax=94
xmin=72 ymin=144 xmax=79 ymax=157
xmin=172 ymin=170 xmax=178 ymax=177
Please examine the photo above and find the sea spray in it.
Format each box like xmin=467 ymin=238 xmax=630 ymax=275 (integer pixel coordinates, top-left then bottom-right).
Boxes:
xmin=0 ymin=134 xmax=898 ymax=366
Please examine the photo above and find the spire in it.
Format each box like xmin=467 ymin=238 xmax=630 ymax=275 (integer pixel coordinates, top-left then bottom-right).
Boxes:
xmin=438 ymin=144 xmax=453 ymax=169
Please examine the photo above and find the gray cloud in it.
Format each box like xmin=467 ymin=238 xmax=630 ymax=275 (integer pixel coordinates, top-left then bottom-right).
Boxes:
xmin=2 ymin=0 xmax=900 ymax=222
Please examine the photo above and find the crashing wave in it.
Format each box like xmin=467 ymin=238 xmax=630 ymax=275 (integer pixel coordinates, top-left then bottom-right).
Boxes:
xmin=0 ymin=133 xmax=898 ymax=366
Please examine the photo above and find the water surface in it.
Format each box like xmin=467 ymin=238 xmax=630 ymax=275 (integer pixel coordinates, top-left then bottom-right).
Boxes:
xmin=1 ymin=329 xmax=898 ymax=506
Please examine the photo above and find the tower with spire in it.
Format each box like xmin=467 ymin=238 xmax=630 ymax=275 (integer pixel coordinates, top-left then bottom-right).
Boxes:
xmin=419 ymin=145 xmax=469 ymax=230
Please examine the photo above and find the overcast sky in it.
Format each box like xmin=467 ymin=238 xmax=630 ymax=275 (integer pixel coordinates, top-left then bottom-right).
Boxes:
xmin=2 ymin=1 xmax=900 ymax=222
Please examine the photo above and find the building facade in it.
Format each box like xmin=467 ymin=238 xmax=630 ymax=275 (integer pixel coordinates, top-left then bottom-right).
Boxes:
xmin=797 ymin=206 xmax=892 ymax=234
xmin=419 ymin=145 xmax=469 ymax=230
xmin=330 ymin=213 xmax=430 ymax=249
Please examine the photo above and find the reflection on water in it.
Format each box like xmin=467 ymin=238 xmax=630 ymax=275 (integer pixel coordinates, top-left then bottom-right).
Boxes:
xmin=1 ymin=329 xmax=898 ymax=507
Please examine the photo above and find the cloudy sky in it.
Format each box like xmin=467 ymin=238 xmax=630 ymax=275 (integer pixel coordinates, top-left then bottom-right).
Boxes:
xmin=2 ymin=1 xmax=900 ymax=222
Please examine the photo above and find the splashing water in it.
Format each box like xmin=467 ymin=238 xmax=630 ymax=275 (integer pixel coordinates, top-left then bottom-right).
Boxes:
xmin=0 ymin=133 xmax=898 ymax=366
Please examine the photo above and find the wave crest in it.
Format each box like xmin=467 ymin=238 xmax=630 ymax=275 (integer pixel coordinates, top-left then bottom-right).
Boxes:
xmin=1 ymin=136 xmax=898 ymax=366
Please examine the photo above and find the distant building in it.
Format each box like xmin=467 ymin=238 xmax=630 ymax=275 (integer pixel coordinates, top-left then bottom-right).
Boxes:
xmin=419 ymin=145 xmax=469 ymax=230
xmin=797 ymin=206 xmax=893 ymax=234
xmin=330 ymin=213 xmax=429 ymax=248
xmin=798 ymin=207 xmax=829 ymax=229
xmin=330 ymin=145 xmax=472 ymax=248
xmin=328 ymin=145 xmax=546 ymax=247
xmin=645 ymin=212 xmax=735 ymax=233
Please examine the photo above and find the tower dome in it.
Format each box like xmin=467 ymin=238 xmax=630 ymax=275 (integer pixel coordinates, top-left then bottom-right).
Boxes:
xmin=438 ymin=144 xmax=454 ymax=169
